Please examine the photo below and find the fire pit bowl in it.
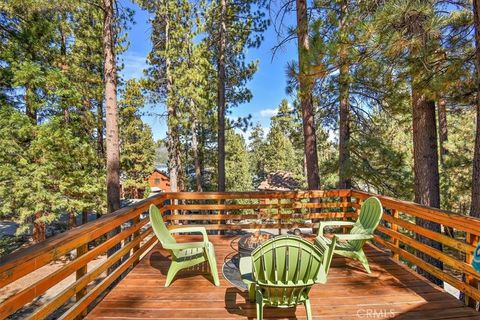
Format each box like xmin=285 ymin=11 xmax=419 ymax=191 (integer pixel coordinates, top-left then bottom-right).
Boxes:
xmin=222 ymin=231 xmax=274 ymax=289
xmin=237 ymin=231 xmax=273 ymax=259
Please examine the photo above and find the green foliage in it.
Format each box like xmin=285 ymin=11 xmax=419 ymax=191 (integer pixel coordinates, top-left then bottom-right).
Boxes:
xmin=0 ymin=106 xmax=104 ymax=235
xmin=225 ymin=129 xmax=252 ymax=191
xmin=119 ymin=80 xmax=156 ymax=198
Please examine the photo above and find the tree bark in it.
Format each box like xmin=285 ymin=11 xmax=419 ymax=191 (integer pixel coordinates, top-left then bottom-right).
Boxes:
xmin=412 ymin=90 xmax=443 ymax=286
xmin=471 ymin=0 xmax=480 ymax=220
xmin=191 ymin=104 xmax=203 ymax=192
xmin=32 ymin=212 xmax=45 ymax=243
xmin=69 ymin=210 xmax=76 ymax=229
xmin=103 ymin=0 xmax=122 ymax=277
xmin=25 ymin=84 xmax=37 ymax=125
xmin=295 ymin=0 xmax=320 ymax=190
xmin=97 ymin=99 xmax=105 ymax=159
xmin=59 ymin=15 xmax=70 ymax=124
xmin=103 ymin=0 xmax=120 ymax=214
xmin=82 ymin=209 xmax=89 ymax=225
xmin=438 ymin=98 xmax=448 ymax=164
xmin=164 ymin=8 xmax=180 ymax=192
xmin=338 ymin=0 xmax=351 ymax=189
xmin=217 ymin=0 xmax=227 ymax=192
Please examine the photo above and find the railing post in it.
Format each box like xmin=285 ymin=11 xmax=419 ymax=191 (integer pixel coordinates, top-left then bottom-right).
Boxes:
xmin=75 ymin=243 xmax=88 ymax=318
xmin=217 ymin=199 xmax=222 ymax=235
xmin=133 ymin=215 xmax=141 ymax=267
xmin=277 ymin=198 xmax=281 ymax=235
xmin=342 ymin=196 xmax=348 ymax=234
xmin=465 ymin=232 xmax=479 ymax=308
xmin=352 ymin=197 xmax=361 ymax=219
xmin=391 ymin=209 xmax=399 ymax=261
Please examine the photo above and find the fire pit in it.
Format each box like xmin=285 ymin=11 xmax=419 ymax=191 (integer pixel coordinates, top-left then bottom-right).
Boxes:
xmin=238 ymin=230 xmax=273 ymax=259
xmin=222 ymin=231 xmax=274 ymax=290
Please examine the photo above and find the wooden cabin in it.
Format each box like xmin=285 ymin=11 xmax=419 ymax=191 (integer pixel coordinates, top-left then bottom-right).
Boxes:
xmin=148 ymin=168 xmax=171 ymax=192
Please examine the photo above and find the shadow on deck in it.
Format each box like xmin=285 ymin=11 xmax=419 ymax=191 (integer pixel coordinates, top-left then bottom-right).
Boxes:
xmin=87 ymin=235 xmax=478 ymax=319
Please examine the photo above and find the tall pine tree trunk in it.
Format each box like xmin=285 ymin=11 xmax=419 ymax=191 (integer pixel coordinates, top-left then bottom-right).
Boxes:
xmin=191 ymin=104 xmax=203 ymax=192
xmin=338 ymin=0 xmax=351 ymax=189
xmin=217 ymin=0 xmax=227 ymax=192
xmin=103 ymin=0 xmax=120 ymax=214
xmin=32 ymin=212 xmax=45 ymax=243
xmin=295 ymin=0 xmax=320 ymax=190
xmin=164 ymin=9 xmax=180 ymax=193
xmin=471 ymin=0 xmax=480 ymax=220
xmin=438 ymin=98 xmax=454 ymax=237
xmin=103 ymin=0 xmax=121 ymax=275
xmin=25 ymin=84 xmax=37 ymax=124
xmin=412 ymin=89 xmax=443 ymax=286
xmin=59 ymin=14 xmax=70 ymax=124
xmin=438 ymin=98 xmax=448 ymax=164
xmin=97 ymin=99 xmax=105 ymax=159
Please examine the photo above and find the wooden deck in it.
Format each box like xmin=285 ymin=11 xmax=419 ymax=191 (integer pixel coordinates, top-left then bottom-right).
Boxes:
xmin=87 ymin=235 xmax=479 ymax=320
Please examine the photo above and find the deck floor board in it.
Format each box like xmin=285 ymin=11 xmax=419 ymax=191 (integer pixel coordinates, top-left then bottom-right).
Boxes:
xmin=87 ymin=235 xmax=479 ymax=319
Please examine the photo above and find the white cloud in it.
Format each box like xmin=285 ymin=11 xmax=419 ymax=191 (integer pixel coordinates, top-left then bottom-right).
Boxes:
xmin=119 ymin=52 xmax=148 ymax=80
xmin=259 ymin=108 xmax=278 ymax=117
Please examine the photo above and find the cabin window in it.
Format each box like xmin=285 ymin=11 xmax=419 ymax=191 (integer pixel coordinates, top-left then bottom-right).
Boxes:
xmin=154 ymin=178 xmax=160 ymax=184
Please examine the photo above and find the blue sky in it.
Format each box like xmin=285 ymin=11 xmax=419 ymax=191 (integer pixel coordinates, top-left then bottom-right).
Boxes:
xmin=119 ymin=0 xmax=297 ymax=141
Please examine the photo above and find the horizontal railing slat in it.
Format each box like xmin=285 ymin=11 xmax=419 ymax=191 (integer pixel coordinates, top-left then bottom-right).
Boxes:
xmin=162 ymin=190 xmax=351 ymax=200
xmin=165 ymin=212 xmax=357 ymax=221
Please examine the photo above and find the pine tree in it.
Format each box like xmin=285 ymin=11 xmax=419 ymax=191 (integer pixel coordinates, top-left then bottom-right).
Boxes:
xmin=295 ymin=0 xmax=320 ymax=189
xmin=205 ymin=0 xmax=268 ymax=191
xmin=472 ymin=0 xmax=480 ymax=219
xmin=119 ymin=79 xmax=156 ymax=199
xmin=249 ymin=123 xmax=267 ymax=186
xmin=103 ymin=0 xmax=120 ymax=213
xmin=225 ymin=129 xmax=253 ymax=191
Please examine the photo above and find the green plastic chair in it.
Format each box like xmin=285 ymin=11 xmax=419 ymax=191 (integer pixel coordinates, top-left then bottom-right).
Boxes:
xmin=314 ymin=196 xmax=383 ymax=273
xmin=149 ymin=204 xmax=220 ymax=287
xmin=239 ymin=235 xmax=337 ymax=320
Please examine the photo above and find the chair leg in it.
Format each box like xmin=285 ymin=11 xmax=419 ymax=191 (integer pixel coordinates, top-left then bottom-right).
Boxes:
xmin=304 ymin=298 xmax=312 ymax=320
xmin=248 ymin=283 xmax=255 ymax=302
xmin=255 ymin=289 xmax=264 ymax=320
xmin=357 ymin=250 xmax=371 ymax=273
xmin=205 ymin=243 xmax=220 ymax=286
xmin=165 ymin=261 xmax=180 ymax=287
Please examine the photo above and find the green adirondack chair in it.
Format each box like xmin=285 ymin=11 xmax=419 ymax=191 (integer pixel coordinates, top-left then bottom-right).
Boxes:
xmin=149 ymin=204 xmax=220 ymax=287
xmin=239 ymin=235 xmax=337 ymax=320
xmin=314 ymin=196 xmax=383 ymax=273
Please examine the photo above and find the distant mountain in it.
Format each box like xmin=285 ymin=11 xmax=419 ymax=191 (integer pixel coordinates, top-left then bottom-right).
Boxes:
xmin=155 ymin=140 xmax=168 ymax=164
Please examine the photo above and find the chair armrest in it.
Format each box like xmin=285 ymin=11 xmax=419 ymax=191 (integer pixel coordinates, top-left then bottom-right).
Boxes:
xmin=318 ymin=221 xmax=355 ymax=236
xmin=170 ymin=226 xmax=208 ymax=242
xmin=162 ymin=241 xmax=207 ymax=250
xmin=333 ymin=234 xmax=373 ymax=241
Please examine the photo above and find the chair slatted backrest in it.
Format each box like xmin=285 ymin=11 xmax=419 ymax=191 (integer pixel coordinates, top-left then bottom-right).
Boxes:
xmin=350 ymin=197 xmax=383 ymax=250
xmin=149 ymin=204 xmax=176 ymax=248
xmin=251 ymin=236 xmax=323 ymax=306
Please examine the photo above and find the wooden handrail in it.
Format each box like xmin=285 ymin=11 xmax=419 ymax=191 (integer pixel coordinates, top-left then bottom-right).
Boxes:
xmin=0 ymin=193 xmax=165 ymax=319
xmin=351 ymin=189 xmax=480 ymax=307
xmin=1 ymin=188 xmax=480 ymax=318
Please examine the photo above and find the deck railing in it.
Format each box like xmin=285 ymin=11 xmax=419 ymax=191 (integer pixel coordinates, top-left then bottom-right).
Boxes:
xmin=0 ymin=189 xmax=479 ymax=319
xmin=0 ymin=194 xmax=165 ymax=320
